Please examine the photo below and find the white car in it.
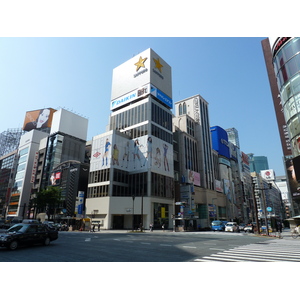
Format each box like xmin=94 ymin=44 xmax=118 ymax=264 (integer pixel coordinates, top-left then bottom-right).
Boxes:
xmin=225 ymin=222 xmax=239 ymax=232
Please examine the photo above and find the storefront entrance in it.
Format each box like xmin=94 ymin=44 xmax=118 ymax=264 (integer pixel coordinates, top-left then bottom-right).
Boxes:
xmin=112 ymin=215 xmax=124 ymax=229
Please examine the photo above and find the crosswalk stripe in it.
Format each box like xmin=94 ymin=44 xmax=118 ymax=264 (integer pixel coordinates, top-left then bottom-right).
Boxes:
xmin=194 ymin=241 xmax=300 ymax=262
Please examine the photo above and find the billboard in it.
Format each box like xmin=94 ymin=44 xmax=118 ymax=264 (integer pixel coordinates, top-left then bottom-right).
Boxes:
xmin=111 ymin=48 xmax=172 ymax=105
xmin=49 ymin=171 xmax=61 ymax=186
xmin=260 ymin=169 xmax=275 ymax=181
xmin=23 ymin=108 xmax=56 ymax=131
xmin=187 ymin=170 xmax=201 ymax=186
xmin=210 ymin=126 xmax=230 ymax=159
xmin=50 ymin=108 xmax=88 ymax=141
xmin=90 ymin=131 xmax=174 ymax=177
xmin=110 ymin=83 xmax=172 ymax=110
xmin=286 ymin=158 xmax=300 ymax=200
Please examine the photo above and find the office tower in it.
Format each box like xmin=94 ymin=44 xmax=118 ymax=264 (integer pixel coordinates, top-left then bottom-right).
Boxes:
xmin=248 ymin=154 xmax=269 ymax=173
xmin=86 ymin=48 xmax=174 ymax=230
xmin=6 ymin=130 xmax=49 ymax=218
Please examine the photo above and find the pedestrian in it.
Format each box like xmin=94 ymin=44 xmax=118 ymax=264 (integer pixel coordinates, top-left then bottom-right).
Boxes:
xmin=150 ymin=223 xmax=153 ymax=232
xmin=277 ymin=221 xmax=282 ymax=233
xmin=162 ymin=223 xmax=165 ymax=232
xmin=98 ymin=223 xmax=101 ymax=231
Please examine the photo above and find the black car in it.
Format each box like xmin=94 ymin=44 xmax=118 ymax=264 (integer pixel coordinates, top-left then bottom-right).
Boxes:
xmin=0 ymin=223 xmax=58 ymax=250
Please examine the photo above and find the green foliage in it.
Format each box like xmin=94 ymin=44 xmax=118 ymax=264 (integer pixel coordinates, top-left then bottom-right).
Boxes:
xmin=33 ymin=186 xmax=62 ymax=212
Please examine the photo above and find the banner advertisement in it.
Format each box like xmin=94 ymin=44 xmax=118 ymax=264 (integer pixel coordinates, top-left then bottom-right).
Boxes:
xmin=90 ymin=131 xmax=174 ymax=177
xmin=23 ymin=108 xmax=56 ymax=131
xmin=49 ymin=171 xmax=61 ymax=186
xmin=75 ymin=191 xmax=84 ymax=215
xmin=187 ymin=170 xmax=201 ymax=186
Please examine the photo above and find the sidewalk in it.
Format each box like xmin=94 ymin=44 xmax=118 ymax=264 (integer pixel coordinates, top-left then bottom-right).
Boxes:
xmin=253 ymin=228 xmax=293 ymax=239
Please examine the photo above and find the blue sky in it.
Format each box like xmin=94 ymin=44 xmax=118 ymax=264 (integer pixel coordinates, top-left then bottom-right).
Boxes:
xmin=0 ymin=37 xmax=285 ymax=175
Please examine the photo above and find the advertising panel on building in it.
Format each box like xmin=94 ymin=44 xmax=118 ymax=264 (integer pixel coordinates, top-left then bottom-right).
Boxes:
xmin=23 ymin=108 xmax=56 ymax=131
xmin=110 ymin=83 xmax=172 ymax=110
xmin=90 ymin=130 xmax=174 ymax=177
xmin=50 ymin=109 xmax=88 ymax=141
xmin=286 ymin=158 xmax=300 ymax=200
xmin=111 ymin=48 xmax=172 ymax=108
xmin=187 ymin=170 xmax=201 ymax=186
xmin=260 ymin=169 xmax=276 ymax=181
xmin=49 ymin=170 xmax=61 ymax=186
xmin=210 ymin=126 xmax=230 ymax=159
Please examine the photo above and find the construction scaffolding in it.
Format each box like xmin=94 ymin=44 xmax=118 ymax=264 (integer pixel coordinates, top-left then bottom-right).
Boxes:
xmin=0 ymin=128 xmax=24 ymax=157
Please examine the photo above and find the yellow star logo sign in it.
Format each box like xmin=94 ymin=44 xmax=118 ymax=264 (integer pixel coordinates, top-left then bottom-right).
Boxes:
xmin=153 ymin=57 xmax=163 ymax=73
xmin=134 ymin=56 xmax=147 ymax=72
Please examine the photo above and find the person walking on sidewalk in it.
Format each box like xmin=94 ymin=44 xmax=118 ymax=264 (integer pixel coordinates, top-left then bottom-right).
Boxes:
xmin=149 ymin=223 xmax=153 ymax=232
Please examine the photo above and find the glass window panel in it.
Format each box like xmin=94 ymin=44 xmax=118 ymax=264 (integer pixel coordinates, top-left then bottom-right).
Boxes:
xmin=19 ymin=147 xmax=29 ymax=156
xmin=295 ymin=93 xmax=300 ymax=113
xmin=288 ymin=97 xmax=297 ymax=118
xmin=291 ymin=74 xmax=300 ymax=95
xmin=128 ymin=109 xmax=132 ymax=127
xmin=287 ymin=55 xmax=298 ymax=79
xmin=288 ymin=115 xmax=300 ymax=138
xmin=283 ymin=103 xmax=290 ymax=121
xmin=282 ymin=40 xmax=294 ymax=62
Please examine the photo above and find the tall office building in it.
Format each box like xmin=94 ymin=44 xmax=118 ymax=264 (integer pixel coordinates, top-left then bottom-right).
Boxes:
xmin=7 ymin=130 xmax=49 ymax=218
xmin=38 ymin=108 xmax=89 ymax=219
xmin=248 ymin=154 xmax=269 ymax=173
xmin=262 ymin=37 xmax=300 ymax=214
xmin=0 ymin=151 xmax=18 ymax=218
xmin=86 ymin=48 xmax=174 ymax=230
xmin=173 ymin=96 xmax=225 ymax=228
xmin=175 ymin=95 xmax=215 ymax=190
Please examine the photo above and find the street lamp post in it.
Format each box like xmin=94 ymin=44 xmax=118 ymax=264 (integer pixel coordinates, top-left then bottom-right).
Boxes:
xmin=251 ymin=182 xmax=260 ymax=235
xmin=252 ymin=181 xmax=272 ymax=236
xmin=132 ymin=194 xmax=135 ymax=231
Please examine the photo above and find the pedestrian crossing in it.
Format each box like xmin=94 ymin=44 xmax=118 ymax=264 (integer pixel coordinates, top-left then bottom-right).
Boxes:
xmin=194 ymin=239 xmax=300 ymax=262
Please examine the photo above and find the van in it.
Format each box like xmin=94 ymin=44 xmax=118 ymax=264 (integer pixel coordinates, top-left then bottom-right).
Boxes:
xmin=211 ymin=220 xmax=225 ymax=231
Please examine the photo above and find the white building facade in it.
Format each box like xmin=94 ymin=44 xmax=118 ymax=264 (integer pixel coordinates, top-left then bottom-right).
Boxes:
xmin=86 ymin=49 xmax=175 ymax=230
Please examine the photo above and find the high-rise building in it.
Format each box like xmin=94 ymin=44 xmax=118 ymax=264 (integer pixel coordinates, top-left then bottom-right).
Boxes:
xmin=262 ymin=37 xmax=300 ymax=215
xmin=248 ymin=154 xmax=269 ymax=173
xmin=6 ymin=129 xmax=49 ymax=218
xmin=173 ymin=95 xmax=227 ymax=228
xmin=0 ymin=150 xmax=18 ymax=218
xmin=86 ymin=48 xmax=174 ymax=230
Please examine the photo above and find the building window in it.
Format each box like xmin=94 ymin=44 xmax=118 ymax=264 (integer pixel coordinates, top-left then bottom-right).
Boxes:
xmin=183 ymin=102 xmax=187 ymax=114
xmin=179 ymin=104 xmax=182 ymax=115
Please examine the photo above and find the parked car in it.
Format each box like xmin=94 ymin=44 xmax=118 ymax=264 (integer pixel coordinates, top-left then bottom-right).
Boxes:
xmin=211 ymin=220 xmax=225 ymax=231
xmin=2 ymin=218 xmax=23 ymax=229
xmin=238 ymin=223 xmax=245 ymax=231
xmin=43 ymin=221 xmax=59 ymax=231
xmin=244 ymin=224 xmax=254 ymax=233
xmin=0 ymin=219 xmax=5 ymax=229
xmin=225 ymin=222 xmax=239 ymax=232
xmin=0 ymin=222 xmax=58 ymax=250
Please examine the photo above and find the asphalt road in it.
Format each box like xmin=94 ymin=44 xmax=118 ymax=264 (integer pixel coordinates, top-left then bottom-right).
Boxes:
xmin=0 ymin=230 xmax=272 ymax=262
